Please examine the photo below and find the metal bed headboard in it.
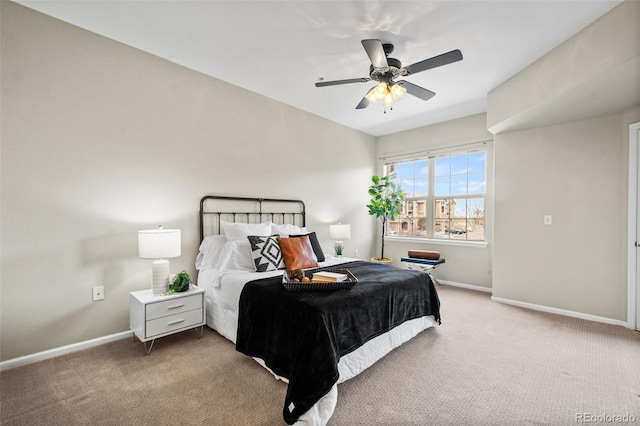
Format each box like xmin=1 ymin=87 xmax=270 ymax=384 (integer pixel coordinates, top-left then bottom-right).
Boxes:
xmin=199 ymin=195 xmax=306 ymax=242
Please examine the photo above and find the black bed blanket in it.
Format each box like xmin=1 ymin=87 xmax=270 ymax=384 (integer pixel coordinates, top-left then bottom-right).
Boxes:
xmin=235 ymin=260 xmax=441 ymax=424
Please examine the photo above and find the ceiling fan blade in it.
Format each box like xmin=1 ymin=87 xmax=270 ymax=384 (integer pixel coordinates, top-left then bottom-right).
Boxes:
xmin=361 ymin=39 xmax=389 ymax=69
xmin=396 ymin=80 xmax=436 ymax=101
xmin=355 ymin=94 xmax=370 ymax=109
xmin=315 ymin=78 xmax=370 ymax=87
xmin=402 ymin=49 xmax=463 ymax=76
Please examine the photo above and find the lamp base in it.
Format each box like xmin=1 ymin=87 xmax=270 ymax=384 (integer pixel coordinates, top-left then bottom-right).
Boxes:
xmin=151 ymin=259 xmax=170 ymax=295
xmin=334 ymin=241 xmax=344 ymax=258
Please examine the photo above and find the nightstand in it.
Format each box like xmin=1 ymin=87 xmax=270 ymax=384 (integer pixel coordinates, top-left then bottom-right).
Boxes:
xmin=129 ymin=285 xmax=206 ymax=355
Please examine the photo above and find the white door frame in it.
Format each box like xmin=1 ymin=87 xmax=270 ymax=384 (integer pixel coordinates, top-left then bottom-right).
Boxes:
xmin=627 ymin=121 xmax=640 ymax=329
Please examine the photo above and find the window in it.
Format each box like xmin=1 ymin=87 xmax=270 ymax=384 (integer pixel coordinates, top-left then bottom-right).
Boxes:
xmin=386 ymin=148 xmax=487 ymax=241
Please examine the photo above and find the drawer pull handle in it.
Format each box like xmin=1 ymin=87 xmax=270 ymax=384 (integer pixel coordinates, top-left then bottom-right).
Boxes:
xmin=168 ymin=319 xmax=185 ymax=326
xmin=168 ymin=304 xmax=185 ymax=310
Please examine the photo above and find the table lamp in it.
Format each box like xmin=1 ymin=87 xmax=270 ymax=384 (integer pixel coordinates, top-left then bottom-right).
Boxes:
xmin=138 ymin=226 xmax=181 ymax=295
xmin=329 ymin=223 xmax=351 ymax=257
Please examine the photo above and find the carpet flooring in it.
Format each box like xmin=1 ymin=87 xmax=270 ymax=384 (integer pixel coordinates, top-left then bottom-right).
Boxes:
xmin=1 ymin=285 xmax=639 ymax=425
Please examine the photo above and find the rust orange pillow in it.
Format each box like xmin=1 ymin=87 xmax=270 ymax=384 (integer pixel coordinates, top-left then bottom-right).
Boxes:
xmin=407 ymin=250 xmax=441 ymax=260
xmin=277 ymin=235 xmax=318 ymax=270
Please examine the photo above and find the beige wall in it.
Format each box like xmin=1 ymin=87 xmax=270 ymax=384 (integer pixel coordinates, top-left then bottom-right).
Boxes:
xmin=493 ymin=113 xmax=634 ymax=320
xmin=376 ymin=113 xmax=494 ymax=289
xmin=0 ymin=2 xmax=376 ymax=361
xmin=490 ymin=0 xmax=640 ymax=322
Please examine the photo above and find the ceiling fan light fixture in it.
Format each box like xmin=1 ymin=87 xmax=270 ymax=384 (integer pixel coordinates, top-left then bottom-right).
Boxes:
xmin=383 ymin=92 xmax=395 ymax=106
xmin=391 ymin=83 xmax=407 ymax=100
xmin=364 ymin=79 xmax=409 ymax=109
xmin=382 ymin=83 xmax=406 ymax=106
xmin=374 ymin=82 xmax=388 ymax=98
xmin=365 ymin=87 xmax=378 ymax=103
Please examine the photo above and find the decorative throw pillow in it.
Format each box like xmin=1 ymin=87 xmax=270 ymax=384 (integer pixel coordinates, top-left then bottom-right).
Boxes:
xmin=289 ymin=232 xmax=325 ymax=262
xmin=247 ymin=235 xmax=284 ymax=272
xmin=277 ymin=235 xmax=318 ymax=270
xmin=407 ymin=250 xmax=440 ymax=260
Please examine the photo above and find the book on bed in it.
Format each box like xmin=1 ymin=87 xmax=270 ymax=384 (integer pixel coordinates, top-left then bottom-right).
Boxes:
xmin=311 ymin=271 xmax=348 ymax=282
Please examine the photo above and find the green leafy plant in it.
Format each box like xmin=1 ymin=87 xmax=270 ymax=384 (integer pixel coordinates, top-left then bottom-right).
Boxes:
xmin=165 ymin=271 xmax=191 ymax=295
xmin=367 ymin=174 xmax=405 ymax=261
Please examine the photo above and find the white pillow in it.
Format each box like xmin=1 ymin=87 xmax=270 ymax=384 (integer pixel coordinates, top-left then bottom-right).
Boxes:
xmin=195 ymin=235 xmax=228 ymax=270
xmin=216 ymin=239 xmax=255 ymax=272
xmin=271 ymin=223 xmax=307 ymax=237
xmin=221 ymin=221 xmax=271 ymax=241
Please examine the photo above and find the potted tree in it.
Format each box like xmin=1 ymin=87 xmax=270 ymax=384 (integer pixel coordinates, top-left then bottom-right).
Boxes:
xmin=367 ymin=174 xmax=405 ymax=264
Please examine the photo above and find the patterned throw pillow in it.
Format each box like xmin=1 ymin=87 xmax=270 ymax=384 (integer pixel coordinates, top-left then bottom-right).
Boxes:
xmin=247 ymin=235 xmax=284 ymax=272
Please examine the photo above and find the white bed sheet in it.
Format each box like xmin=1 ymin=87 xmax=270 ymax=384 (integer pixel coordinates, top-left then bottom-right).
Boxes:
xmin=197 ymin=257 xmax=436 ymax=425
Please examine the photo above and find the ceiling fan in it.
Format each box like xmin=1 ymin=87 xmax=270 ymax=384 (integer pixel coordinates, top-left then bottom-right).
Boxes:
xmin=315 ymin=39 xmax=463 ymax=111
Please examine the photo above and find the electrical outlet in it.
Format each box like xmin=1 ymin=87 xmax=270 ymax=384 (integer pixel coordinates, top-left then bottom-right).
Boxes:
xmin=92 ymin=286 xmax=104 ymax=301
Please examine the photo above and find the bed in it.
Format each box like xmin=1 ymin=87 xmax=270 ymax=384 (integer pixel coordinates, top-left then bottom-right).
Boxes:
xmin=196 ymin=195 xmax=440 ymax=425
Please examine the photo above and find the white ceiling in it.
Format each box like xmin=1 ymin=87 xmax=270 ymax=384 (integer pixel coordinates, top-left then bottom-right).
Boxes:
xmin=15 ymin=0 xmax=622 ymax=137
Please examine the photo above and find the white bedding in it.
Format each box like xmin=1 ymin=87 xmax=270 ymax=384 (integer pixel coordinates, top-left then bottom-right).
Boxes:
xmin=197 ymin=257 xmax=436 ymax=425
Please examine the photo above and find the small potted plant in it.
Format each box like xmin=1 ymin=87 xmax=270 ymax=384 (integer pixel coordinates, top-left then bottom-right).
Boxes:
xmin=165 ymin=271 xmax=191 ymax=295
xmin=367 ymin=174 xmax=404 ymax=264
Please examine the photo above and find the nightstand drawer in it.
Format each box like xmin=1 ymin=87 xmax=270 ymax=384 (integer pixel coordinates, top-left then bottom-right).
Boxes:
xmin=146 ymin=294 xmax=202 ymax=320
xmin=146 ymin=308 xmax=203 ymax=338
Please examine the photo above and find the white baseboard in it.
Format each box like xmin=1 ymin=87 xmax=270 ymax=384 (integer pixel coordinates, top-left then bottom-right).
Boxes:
xmin=491 ymin=296 xmax=629 ymax=327
xmin=0 ymin=330 xmax=132 ymax=371
xmin=438 ymin=279 xmax=492 ymax=293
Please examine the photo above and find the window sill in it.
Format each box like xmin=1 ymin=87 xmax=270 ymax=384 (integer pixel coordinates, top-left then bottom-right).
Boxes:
xmin=385 ymin=236 xmax=488 ymax=248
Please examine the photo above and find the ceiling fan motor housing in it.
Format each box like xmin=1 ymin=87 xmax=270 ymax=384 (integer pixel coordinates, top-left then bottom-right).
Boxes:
xmin=369 ymin=57 xmax=402 ymax=82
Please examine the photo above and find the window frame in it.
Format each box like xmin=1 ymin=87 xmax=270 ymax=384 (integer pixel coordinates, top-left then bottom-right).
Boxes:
xmin=384 ymin=144 xmax=489 ymax=244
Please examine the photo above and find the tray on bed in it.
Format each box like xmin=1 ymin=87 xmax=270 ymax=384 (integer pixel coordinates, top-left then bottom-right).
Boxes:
xmin=282 ymin=269 xmax=358 ymax=292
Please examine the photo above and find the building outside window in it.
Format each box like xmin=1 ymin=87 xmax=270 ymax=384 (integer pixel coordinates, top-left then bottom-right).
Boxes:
xmin=385 ymin=147 xmax=487 ymax=241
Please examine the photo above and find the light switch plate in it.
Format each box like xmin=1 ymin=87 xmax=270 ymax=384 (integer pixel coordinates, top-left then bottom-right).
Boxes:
xmin=544 ymin=215 xmax=552 ymax=225
xmin=93 ymin=286 xmax=104 ymax=301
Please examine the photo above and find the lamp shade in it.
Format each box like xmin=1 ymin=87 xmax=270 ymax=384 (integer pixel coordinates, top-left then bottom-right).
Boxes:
xmin=138 ymin=227 xmax=181 ymax=259
xmin=329 ymin=223 xmax=351 ymax=240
